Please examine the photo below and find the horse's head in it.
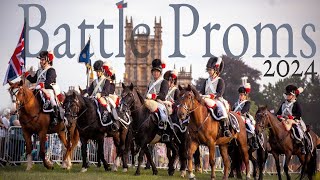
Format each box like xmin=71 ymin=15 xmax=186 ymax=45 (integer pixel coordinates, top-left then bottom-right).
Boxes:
xmin=255 ymin=106 xmax=270 ymax=135
xmin=63 ymin=91 xmax=82 ymax=127
xmin=8 ymin=80 xmax=27 ymax=110
xmin=177 ymin=84 xmax=201 ymax=123
xmin=120 ymin=83 xmax=137 ymax=110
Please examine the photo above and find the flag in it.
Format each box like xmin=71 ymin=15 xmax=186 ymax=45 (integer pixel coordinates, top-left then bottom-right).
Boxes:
xmin=79 ymin=39 xmax=90 ymax=64
xmin=3 ymin=23 xmax=25 ymax=85
xmin=116 ymin=1 xmax=127 ymax=9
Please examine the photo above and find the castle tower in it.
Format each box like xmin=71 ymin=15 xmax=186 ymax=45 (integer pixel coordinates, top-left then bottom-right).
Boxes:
xmin=123 ymin=16 xmax=163 ymax=93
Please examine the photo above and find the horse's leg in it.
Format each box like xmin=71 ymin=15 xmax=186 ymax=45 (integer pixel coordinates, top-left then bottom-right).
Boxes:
xmin=80 ymin=137 xmax=89 ymax=172
xmin=272 ymin=152 xmax=282 ymax=180
xmin=120 ymin=128 xmax=129 ymax=172
xmin=187 ymin=141 xmax=199 ymax=179
xmin=257 ymin=147 xmax=267 ymax=180
xmin=58 ymin=130 xmax=70 ymax=169
xmin=219 ymin=144 xmax=230 ymax=180
xmin=250 ymin=150 xmax=258 ymax=180
xmin=238 ymin=136 xmax=250 ymax=179
xmin=179 ymin=132 xmax=188 ymax=177
xmin=166 ymin=143 xmax=177 ymax=176
xmin=135 ymin=144 xmax=146 ymax=176
xmin=39 ymin=131 xmax=53 ymax=169
xmin=97 ymin=137 xmax=109 ymax=171
xmin=283 ymin=153 xmax=292 ymax=180
xmin=297 ymin=153 xmax=307 ymax=180
xmin=194 ymin=147 xmax=202 ymax=173
xmin=70 ymin=127 xmax=79 ymax=168
xmin=22 ymin=130 xmax=33 ymax=171
xmin=112 ymin=133 xmax=121 ymax=172
xmin=144 ymin=144 xmax=158 ymax=175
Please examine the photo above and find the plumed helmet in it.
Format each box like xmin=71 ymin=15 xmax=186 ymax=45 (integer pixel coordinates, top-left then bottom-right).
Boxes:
xmin=285 ymin=85 xmax=303 ymax=97
xmin=206 ymin=56 xmax=224 ymax=74
xmin=163 ymin=70 xmax=178 ymax=84
xmin=93 ymin=60 xmax=104 ymax=71
xmin=238 ymin=83 xmax=251 ymax=94
xmin=151 ymin=59 xmax=166 ymax=73
xmin=37 ymin=51 xmax=54 ymax=62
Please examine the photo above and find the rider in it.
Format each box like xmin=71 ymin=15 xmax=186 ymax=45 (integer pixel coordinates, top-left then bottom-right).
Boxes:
xmin=232 ymin=83 xmax=259 ymax=149
xmin=163 ymin=70 xmax=179 ymax=104
xmin=145 ymin=59 xmax=170 ymax=142
xmin=84 ymin=60 xmax=111 ymax=125
xmin=276 ymin=85 xmax=305 ymax=154
xmin=102 ymin=61 xmax=120 ymax=130
xmin=25 ymin=51 xmax=61 ymax=125
xmin=200 ymin=56 xmax=231 ymax=137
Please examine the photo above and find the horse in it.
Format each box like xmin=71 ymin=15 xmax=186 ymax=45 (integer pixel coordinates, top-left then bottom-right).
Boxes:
xmin=255 ymin=106 xmax=319 ymax=180
xmin=63 ymin=91 xmax=130 ymax=172
xmin=8 ymin=80 xmax=79 ymax=170
xmin=229 ymin=130 xmax=270 ymax=180
xmin=176 ymin=84 xmax=250 ymax=180
xmin=120 ymin=83 xmax=187 ymax=176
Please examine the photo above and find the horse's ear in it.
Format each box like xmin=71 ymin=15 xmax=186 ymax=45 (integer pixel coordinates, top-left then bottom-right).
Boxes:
xmin=72 ymin=91 xmax=77 ymax=98
xmin=19 ymin=80 xmax=24 ymax=86
xmin=129 ymin=83 xmax=134 ymax=90
xmin=122 ymin=83 xmax=126 ymax=89
xmin=186 ymin=84 xmax=191 ymax=91
xmin=178 ymin=85 xmax=183 ymax=91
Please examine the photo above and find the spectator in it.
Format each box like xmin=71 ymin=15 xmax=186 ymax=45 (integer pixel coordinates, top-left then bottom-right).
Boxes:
xmin=0 ymin=109 xmax=11 ymax=165
xmin=9 ymin=111 xmax=20 ymax=127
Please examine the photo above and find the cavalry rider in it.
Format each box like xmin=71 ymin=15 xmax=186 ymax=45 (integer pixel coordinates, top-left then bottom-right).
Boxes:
xmin=163 ymin=70 xmax=179 ymax=104
xmin=102 ymin=61 xmax=120 ymax=130
xmin=25 ymin=51 xmax=61 ymax=125
xmin=200 ymin=56 xmax=231 ymax=137
xmin=276 ymin=85 xmax=306 ymax=154
xmin=232 ymin=81 xmax=259 ymax=149
xmin=145 ymin=59 xmax=170 ymax=142
xmin=84 ymin=60 xmax=111 ymax=125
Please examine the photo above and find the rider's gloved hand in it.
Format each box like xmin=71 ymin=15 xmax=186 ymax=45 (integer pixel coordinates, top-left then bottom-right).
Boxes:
xmin=95 ymin=93 xmax=101 ymax=99
xmin=146 ymin=93 xmax=156 ymax=100
xmin=36 ymin=82 xmax=44 ymax=89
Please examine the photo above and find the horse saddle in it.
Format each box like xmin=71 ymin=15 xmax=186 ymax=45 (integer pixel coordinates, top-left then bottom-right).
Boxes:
xmin=229 ymin=113 xmax=240 ymax=133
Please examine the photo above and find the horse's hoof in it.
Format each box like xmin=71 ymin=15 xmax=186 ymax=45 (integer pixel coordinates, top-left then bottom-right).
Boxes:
xmin=26 ymin=167 xmax=32 ymax=171
xmin=122 ymin=168 xmax=128 ymax=173
xmin=80 ymin=168 xmax=88 ymax=173
xmin=180 ymin=170 xmax=187 ymax=178
xmin=189 ymin=173 xmax=196 ymax=179
xmin=153 ymin=170 xmax=158 ymax=175
xmin=135 ymin=171 xmax=140 ymax=176
xmin=66 ymin=166 xmax=71 ymax=170
xmin=112 ymin=166 xmax=118 ymax=172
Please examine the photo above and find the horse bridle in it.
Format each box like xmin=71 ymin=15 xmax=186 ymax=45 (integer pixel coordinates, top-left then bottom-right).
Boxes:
xmin=255 ymin=111 xmax=272 ymax=133
xmin=178 ymin=93 xmax=199 ymax=117
xmin=64 ymin=99 xmax=87 ymax=120
xmin=120 ymin=90 xmax=143 ymax=113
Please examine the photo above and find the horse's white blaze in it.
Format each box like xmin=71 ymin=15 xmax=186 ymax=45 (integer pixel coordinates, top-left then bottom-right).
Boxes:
xmin=26 ymin=154 xmax=33 ymax=171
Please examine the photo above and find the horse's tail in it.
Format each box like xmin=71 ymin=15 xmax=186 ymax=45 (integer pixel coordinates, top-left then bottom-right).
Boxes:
xmin=306 ymin=148 xmax=317 ymax=179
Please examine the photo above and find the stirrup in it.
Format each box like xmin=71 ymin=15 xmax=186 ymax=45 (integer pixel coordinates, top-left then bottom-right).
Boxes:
xmin=224 ymin=129 xmax=232 ymax=137
xmin=161 ymin=134 xmax=170 ymax=142
xmin=43 ymin=100 xmax=51 ymax=109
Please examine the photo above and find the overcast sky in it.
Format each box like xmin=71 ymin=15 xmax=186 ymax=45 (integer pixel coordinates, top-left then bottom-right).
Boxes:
xmin=0 ymin=0 xmax=319 ymax=109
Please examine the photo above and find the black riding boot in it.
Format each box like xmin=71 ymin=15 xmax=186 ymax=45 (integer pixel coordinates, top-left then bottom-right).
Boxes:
xmin=252 ymin=135 xmax=259 ymax=150
xmin=301 ymin=141 xmax=306 ymax=154
xmin=51 ymin=106 xmax=59 ymax=126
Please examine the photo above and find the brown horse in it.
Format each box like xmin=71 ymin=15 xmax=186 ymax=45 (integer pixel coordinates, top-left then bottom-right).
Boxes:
xmin=8 ymin=80 xmax=79 ymax=170
xmin=177 ymin=85 xmax=250 ymax=180
xmin=255 ymin=106 xmax=318 ymax=180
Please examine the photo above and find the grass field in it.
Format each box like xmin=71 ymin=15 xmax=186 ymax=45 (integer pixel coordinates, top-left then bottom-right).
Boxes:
xmin=0 ymin=163 xmax=318 ymax=180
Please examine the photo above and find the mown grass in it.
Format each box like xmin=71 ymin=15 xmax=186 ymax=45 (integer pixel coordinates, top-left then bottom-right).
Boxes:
xmin=0 ymin=163 xmax=317 ymax=180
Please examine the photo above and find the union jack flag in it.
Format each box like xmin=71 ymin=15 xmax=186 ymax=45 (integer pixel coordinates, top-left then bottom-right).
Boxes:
xmin=3 ymin=22 xmax=26 ymax=85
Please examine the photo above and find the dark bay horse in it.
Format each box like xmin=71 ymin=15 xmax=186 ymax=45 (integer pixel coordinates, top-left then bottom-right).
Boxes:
xmin=63 ymin=91 xmax=129 ymax=172
xmin=120 ymin=83 xmax=184 ymax=176
xmin=255 ymin=106 xmax=318 ymax=180
xmin=8 ymin=80 xmax=79 ymax=170
xmin=177 ymin=85 xmax=250 ymax=180
xmin=229 ymin=130 xmax=270 ymax=180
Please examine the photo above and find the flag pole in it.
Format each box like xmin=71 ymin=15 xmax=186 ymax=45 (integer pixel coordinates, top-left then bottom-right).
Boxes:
xmin=23 ymin=18 xmax=27 ymax=84
xmin=86 ymin=36 xmax=91 ymax=88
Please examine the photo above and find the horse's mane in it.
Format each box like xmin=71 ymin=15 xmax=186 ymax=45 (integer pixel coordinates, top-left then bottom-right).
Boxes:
xmin=188 ymin=85 xmax=205 ymax=105
xmin=256 ymin=105 xmax=268 ymax=114
xmin=133 ymin=87 xmax=145 ymax=104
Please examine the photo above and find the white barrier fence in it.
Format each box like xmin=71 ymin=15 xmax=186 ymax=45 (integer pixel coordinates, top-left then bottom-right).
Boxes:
xmin=0 ymin=126 xmax=319 ymax=173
